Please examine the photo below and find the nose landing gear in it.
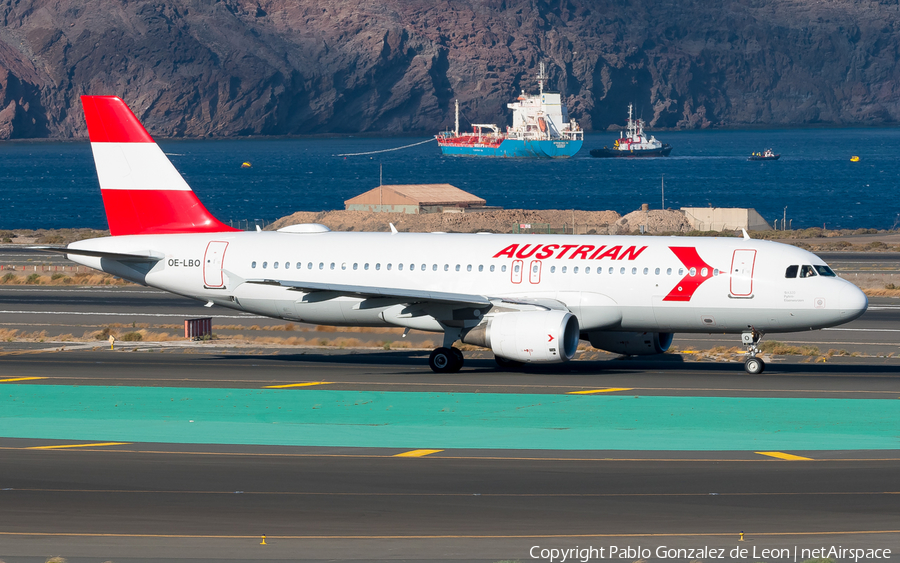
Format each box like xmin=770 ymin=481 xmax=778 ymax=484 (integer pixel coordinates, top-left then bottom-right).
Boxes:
xmin=741 ymin=328 xmax=765 ymax=374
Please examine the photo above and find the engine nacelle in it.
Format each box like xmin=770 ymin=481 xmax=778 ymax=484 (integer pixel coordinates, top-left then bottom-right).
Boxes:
xmin=585 ymin=331 xmax=674 ymax=356
xmin=462 ymin=310 xmax=580 ymax=363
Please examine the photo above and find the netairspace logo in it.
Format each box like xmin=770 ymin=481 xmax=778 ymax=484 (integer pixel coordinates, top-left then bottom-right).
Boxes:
xmin=529 ymin=544 xmax=892 ymax=562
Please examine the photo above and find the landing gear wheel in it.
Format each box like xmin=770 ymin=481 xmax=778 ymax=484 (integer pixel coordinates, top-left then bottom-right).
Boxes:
xmin=744 ymin=356 xmax=765 ymax=375
xmin=451 ymin=348 xmax=465 ymax=371
xmin=495 ymin=356 xmax=524 ymax=370
xmin=429 ymin=347 xmax=457 ymax=373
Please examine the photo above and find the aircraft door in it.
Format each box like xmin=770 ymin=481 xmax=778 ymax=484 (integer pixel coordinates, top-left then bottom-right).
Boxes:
xmin=203 ymin=241 xmax=229 ymax=288
xmin=730 ymin=249 xmax=756 ymax=296
xmin=511 ymin=260 xmax=523 ymax=284
xmin=529 ymin=260 xmax=542 ymax=284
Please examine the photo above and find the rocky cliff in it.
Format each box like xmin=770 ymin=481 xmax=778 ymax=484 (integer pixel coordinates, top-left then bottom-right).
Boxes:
xmin=1 ymin=0 xmax=898 ymax=139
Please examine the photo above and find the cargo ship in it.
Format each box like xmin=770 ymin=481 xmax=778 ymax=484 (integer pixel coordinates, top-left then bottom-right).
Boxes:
xmin=436 ymin=64 xmax=583 ymax=158
xmin=589 ymin=104 xmax=672 ymax=158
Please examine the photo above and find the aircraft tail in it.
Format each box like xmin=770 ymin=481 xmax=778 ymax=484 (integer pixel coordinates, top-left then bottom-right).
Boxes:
xmin=81 ymin=96 xmax=238 ymax=236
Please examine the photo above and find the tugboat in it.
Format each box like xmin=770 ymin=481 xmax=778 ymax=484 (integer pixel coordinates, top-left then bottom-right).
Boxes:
xmin=748 ymin=149 xmax=780 ymax=161
xmin=590 ymin=104 xmax=672 ymax=158
xmin=435 ymin=64 xmax=583 ymax=158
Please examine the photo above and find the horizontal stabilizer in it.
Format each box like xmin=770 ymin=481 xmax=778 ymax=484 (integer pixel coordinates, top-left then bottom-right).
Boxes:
xmin=32 ymin=246 xmax=164 ymax=263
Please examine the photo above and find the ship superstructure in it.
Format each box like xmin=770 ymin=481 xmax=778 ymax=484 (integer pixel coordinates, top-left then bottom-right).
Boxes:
xmin=590 ymin=104 xmax=672 ymax=158
xmin=436 ymin=64 xmax=583 ymax=158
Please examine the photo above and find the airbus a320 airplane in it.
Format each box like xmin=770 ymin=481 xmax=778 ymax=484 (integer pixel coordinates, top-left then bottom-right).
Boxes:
xmin=50 ymin=96 xmax=868 ymax=374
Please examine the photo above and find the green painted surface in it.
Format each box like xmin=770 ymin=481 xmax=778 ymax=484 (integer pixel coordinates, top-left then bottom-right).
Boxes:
xmin=1 ymin=385 xmax=898 ymax=450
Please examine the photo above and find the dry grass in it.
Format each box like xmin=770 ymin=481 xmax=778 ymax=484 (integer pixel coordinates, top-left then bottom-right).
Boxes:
xmin=863 ymin=287 xmax=900 ymax=297
xmin=0 ymin=272 xmax=131 ymax=286
xmin=759 ymin=340 xmax=821 ymax=356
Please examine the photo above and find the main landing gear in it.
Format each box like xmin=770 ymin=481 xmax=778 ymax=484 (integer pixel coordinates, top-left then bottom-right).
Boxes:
xmin=741 ymin=328 xmax=765 ymax=374
xmin=429 ymin=347 xmax=464 ymax=373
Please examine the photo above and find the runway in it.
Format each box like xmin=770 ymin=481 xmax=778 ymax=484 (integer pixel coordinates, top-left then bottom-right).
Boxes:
xmin=0 ymin=267 xmax=898 ymax=561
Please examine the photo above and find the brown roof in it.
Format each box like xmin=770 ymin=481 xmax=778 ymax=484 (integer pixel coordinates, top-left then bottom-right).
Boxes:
xmin=345 ymin=184 xmax=486 ymax=207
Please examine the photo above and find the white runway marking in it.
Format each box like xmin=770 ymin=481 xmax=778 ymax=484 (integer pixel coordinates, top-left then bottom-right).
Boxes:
xmin=0 ymin=310 xmax=266 ymax=319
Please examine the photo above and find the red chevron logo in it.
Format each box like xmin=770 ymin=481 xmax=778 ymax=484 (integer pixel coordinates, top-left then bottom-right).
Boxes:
xmin=663 ymin=247 xmax=717 ymax=302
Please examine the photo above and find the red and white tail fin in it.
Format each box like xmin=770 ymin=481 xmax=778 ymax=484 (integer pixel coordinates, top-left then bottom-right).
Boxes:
xmin=82 ymin=96 xmax=238 ymax=236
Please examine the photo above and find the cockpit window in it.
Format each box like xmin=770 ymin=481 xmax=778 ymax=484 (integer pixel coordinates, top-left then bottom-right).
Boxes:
xmin=814 ymin=265 xmax=837 ymax=277
xmin=799 ymin=265 xmax=817 ymax=278
xmin=785 ymin=265 xmax=798 ymax=278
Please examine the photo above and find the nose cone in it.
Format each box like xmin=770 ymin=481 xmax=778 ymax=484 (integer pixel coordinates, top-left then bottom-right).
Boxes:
xmin=839 ymin=284 xmax=868 ymax=323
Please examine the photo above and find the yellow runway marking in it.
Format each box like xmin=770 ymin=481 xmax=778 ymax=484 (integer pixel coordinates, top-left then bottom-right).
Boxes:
xmin=756 ymin=451 xmax=814 ymax=461
xmin=27 ymin=442 xmax=130 ymax=450
xmin=568 ymin=388 xmax=633 ymax=395
xmin=263 ymin=382 xmax=333 ymax=389
xmin=0 ymin=377 xmax=47 ymax=383
xmin=393 ymin=449 xmax=443 ymax=458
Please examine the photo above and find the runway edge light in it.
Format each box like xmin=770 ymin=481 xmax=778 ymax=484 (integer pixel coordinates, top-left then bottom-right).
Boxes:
xmin=260 ymin=535 xmax=266 ymax=545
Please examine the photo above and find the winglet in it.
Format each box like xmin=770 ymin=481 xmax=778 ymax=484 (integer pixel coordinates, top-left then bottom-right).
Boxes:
xmin=742 ymin=228 xmax=751 ymax=240
xmin=390 ymin=223 xmax=398 ymax=234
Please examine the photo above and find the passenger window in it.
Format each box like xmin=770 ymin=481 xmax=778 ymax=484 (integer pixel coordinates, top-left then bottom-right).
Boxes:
xmin=490 ymin=265 xmax=495 ymax=272
xmin=433 ymin=264 xmax=438 ymax=271
xmin=274 ymin=262 xmax=279 ymax=269
xmin=285 ymin=262 xmax=290 ymax=269
xmin=799 ymin=265 xmax=817 ymax=278
xmin=251 ymin=261 xmax=257 ymax=268
xmin=678 ymin=268 xmax=684 ymax=276
xmin=353 ymin=263 xmax=358 ymax=270
xmin=701 ymin=268 xmax=708 ymax=277
xmin=550 ymin=266 xmax=556 ymax=273
xmin=620 ymin=267 xmax=625 ymax=275
xmin=514 ymin=264 xmax=520 ymax=273
xmin=655 ymin=268 xmax=660 ymax=275
xmin=713 ymin=269 xmax=719 ymax=276
xmin=410 ymin=264 xmax=415 ymax=271
xmin=608 ymin=267 xmax=613 ymax=274
xmin=632 ymin=267 xmax=637 ymax=275
xmin=308 ymin=262 xmax=313 ymax=270
xmin=341 ymin=263 xmax=346 ymax=270
xmin=296 ymin=262 xmax=302 ymax=269
xmin=375 ymin=263 xmax=381 ymax=271
xmin=386 ymin=263 xmax=392 ymax=270
xmin=814 ymin=265 xmax=837 ymax=277
xmin=444 ymin=264 xmax=449 ymax=271
xmin=422 ymin=264 xmax=427 ymax=271
xmin=478 ymin=265 xmax=483 ymax=272
xmin=262 ymin=262 xmax=268 ymax=269
xmin=585 ymin=267 xmax=591 ymax=274
xmin=364 ymin=263 xmax=369 ymax=270
xmin=667 ymin=268 xmax=672 ymax=275
xmin=689 ymin=268 xmax=696 ymax=276
xmin=643 ymin=267 xmax=649 ymax=275
xmin=330 ymin=263 xmax=335 ymax=270
xmin=467 ymin=265 xmax=473 ymax=272
xmin=573 ymin=266 xmax=579 ymax=274
xmin=785 ymin=265 xmax=798 ymax=278
xmin=318 ymin=262 xmax=324 ymax=270
xmin=455 ymin=265 xmax=461 ymax=272
xmin=501 ymin=265 xmax=507 ymax=273
xmin=562 ymin=266 xmax=567 ymax=273
xmin=398 ymin=264 xmax=404 ymax=271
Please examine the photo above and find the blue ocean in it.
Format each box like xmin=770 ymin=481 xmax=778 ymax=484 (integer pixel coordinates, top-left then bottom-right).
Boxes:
xmin=1 ymin=128 xmax=898 ymax=230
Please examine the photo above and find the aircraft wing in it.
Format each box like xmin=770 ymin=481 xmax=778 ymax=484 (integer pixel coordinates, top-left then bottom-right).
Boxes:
xmin=31 ymin=246 xmax=164 ymax=262
xmin=247 ymin=278 xmax=494 ymax=307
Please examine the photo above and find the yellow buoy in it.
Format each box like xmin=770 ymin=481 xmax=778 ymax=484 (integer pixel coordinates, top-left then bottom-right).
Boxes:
xmin=850 ymin=156 xmax=860 ymax=162
xmin=241 ymin=162 xmax=252 ymax=168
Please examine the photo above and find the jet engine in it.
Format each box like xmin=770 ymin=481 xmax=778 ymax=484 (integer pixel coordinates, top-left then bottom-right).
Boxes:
xmin=462 ymin=310 xmax=579 ymax=363
xmin=585 ymin=331 xmax=674 ymax=356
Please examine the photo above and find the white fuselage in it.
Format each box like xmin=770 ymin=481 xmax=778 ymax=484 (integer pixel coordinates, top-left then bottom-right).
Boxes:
xmin=67 ymin=230 xmax=868 ymax=336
